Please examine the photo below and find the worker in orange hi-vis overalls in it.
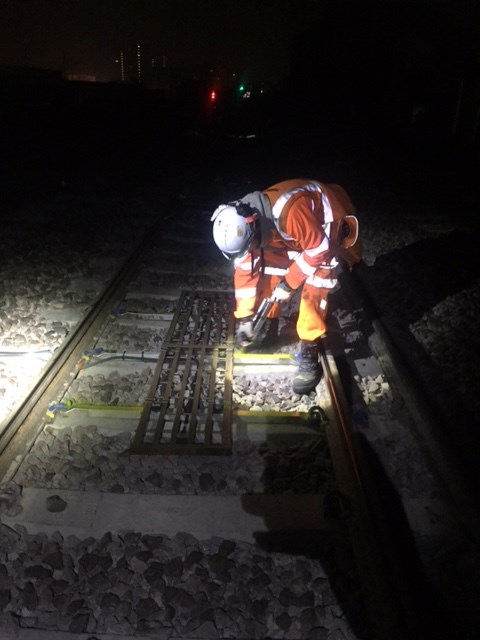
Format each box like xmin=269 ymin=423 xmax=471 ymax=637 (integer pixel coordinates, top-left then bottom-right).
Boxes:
xmin=211 ymin=179 xmax=362 ymax=394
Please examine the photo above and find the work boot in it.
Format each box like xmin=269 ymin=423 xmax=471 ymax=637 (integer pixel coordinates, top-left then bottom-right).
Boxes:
xmin=293 ymin=340 xmax=322 ymax=395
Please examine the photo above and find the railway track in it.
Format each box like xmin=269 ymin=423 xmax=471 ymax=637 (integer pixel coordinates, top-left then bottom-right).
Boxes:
xmin=1 ymin=180 xmax=479 ymax=639
xmin=0 ymin=231 xmax=158 ymax=482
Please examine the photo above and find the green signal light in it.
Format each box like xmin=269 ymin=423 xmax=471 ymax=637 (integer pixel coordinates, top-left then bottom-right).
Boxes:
xmin=239 ymin=84 xmax=245 ymax=92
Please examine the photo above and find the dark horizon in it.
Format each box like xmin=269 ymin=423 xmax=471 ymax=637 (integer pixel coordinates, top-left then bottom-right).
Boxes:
xmin=1 ymin=0 xmax=479 ymax=218
xmin=2 ymin=0 xmax=478 ymax=88
xmin=1 ymin=0 xmax=325 ymax=85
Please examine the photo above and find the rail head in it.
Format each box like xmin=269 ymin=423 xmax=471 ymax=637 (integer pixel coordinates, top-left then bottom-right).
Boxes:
xmin=320 ymin=347 xmax=416 ymax=640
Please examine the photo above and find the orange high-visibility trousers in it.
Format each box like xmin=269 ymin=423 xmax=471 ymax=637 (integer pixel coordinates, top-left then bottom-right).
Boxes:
xmin=254 ymin=249 xmax=333 ymax=342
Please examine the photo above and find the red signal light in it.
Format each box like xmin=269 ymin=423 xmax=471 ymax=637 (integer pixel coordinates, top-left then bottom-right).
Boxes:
xmin=210 ymin=90 xmax=216 ymax=102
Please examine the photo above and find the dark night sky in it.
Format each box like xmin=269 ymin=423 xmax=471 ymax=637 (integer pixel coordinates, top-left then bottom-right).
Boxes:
xmin=0 ymin=0 xmax=326 ymax=84
xmin=1 ymin=0 xmax=479 ymax=148
xmin=2 ymin=0 xmax=478 ymax=89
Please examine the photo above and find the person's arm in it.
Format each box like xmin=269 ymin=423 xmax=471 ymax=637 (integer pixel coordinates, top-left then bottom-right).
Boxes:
xmin=233 ymin=253 xmax=261 ymax=319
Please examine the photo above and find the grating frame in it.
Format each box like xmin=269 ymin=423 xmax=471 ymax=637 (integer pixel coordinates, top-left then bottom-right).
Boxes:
xmin=131 ymin=289 xmax=235 ymax=455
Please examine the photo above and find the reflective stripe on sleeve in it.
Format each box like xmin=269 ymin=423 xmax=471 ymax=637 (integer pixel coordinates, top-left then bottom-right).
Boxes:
xmin=321 ymin=192 xmax=333 ymax=223
xmin=295 ymin=254 xmax=317 ymax=277
xmin=317 ymin=258 xmax=339 ymax=271
xmin=304 ymin=236 xmax=330 ymax=258
xmin=305 ymin=274 xmax=338 ymax=289
xmin=264 ymin=266 xmax=288 ymax=276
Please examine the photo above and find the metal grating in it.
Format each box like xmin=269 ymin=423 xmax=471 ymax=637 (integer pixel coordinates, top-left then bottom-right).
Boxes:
xmin=131 ymin=289 xmax=235 ymax=455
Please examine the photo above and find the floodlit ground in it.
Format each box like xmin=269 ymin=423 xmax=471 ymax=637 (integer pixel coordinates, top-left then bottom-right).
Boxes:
xmin=1 ymin=97 xmax=479 ymax=638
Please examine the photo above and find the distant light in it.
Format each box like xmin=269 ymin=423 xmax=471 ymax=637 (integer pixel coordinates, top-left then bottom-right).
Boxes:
xmin=136 ymin=43 xmax=142 ymax=82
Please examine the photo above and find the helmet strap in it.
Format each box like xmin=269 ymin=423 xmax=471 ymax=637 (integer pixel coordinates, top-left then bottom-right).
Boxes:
xmin=230 ymin=201 xmax=258 ymax=225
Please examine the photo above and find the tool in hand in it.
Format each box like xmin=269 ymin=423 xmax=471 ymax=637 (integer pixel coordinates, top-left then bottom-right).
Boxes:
xmin=237 ymin=280 xmax=294 ymax=349
xmin=236 ymin=297 xmax=274 ymax=349
xmin=240 ymin=296 xmax=275 ymax=348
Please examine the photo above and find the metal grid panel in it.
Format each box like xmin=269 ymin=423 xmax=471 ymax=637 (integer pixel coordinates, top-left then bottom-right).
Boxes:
xmin=131 ymin=290 xmax=235 ymax=455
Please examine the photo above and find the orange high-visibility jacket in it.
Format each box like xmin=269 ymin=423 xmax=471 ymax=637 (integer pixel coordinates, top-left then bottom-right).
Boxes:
xmin=233 ymin=179 xmax=361 ymax=319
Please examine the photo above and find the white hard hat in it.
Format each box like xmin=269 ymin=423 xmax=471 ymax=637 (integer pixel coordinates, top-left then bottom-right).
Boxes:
xmin=211 ymin=204 xmax=258 ymax=260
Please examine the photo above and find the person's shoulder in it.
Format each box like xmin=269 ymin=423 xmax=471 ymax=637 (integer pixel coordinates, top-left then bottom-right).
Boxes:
xmin=264 ymin=179 xmax=311 ymax=194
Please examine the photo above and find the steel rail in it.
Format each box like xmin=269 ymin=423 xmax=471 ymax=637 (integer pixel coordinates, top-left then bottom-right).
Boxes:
xmin=346 ymin=268 xmax=480 ymax=547
xmin=320 ymin=347 xmax=413 ymax=640
xmin=319 ymin=266 xmax=480 ymax=639
xmin=0 ymin=232 xmax=155 ymax=484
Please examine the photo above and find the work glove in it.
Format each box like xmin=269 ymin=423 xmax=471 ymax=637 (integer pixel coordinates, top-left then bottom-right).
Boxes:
xmin=236 ymin=318 xmax=254 ymax=347
xmin=272 ymin=280 xmax=294 ymax=302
